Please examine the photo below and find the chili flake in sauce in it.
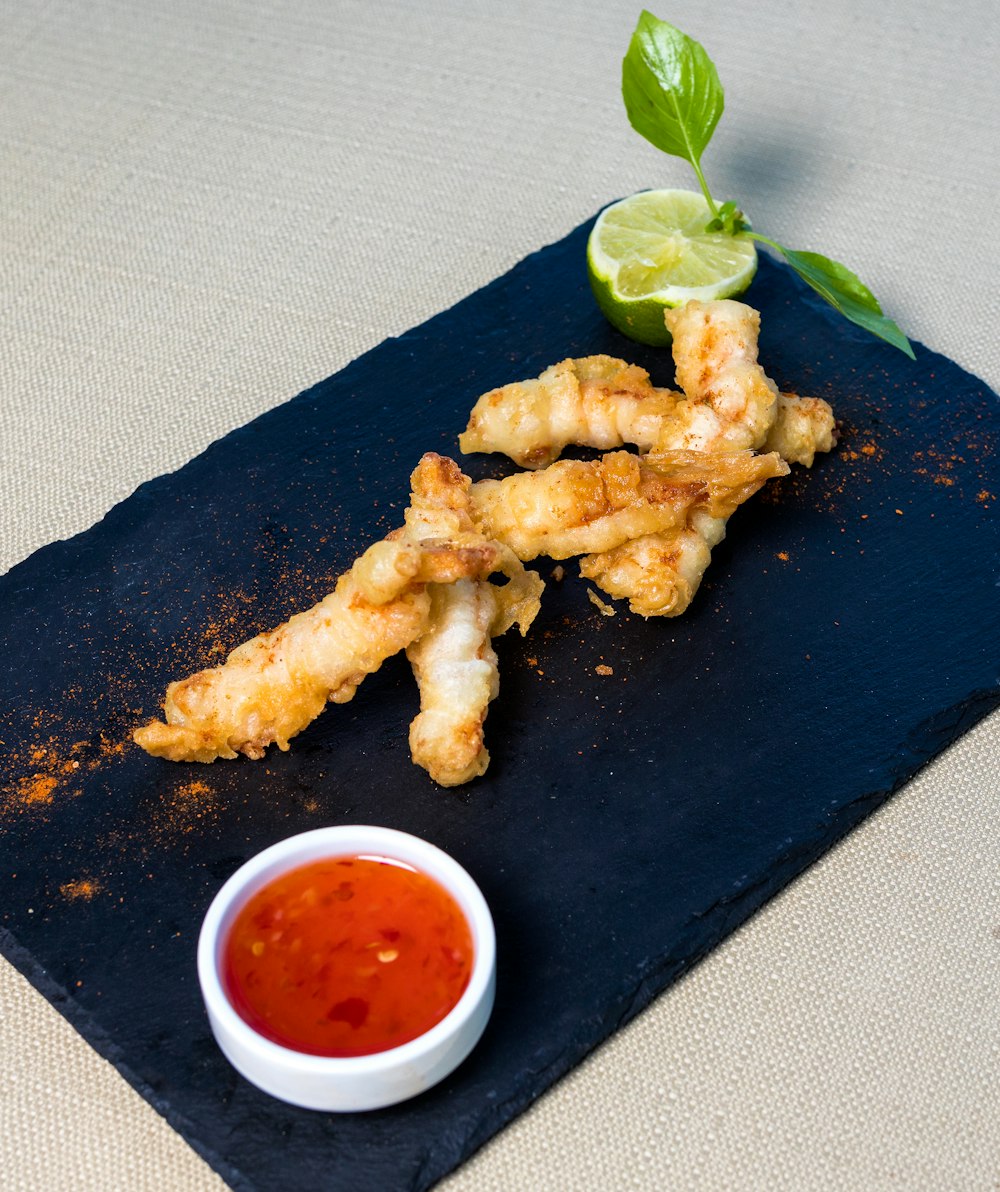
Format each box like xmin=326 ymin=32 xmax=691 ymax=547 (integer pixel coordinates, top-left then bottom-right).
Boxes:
xmin=223 ymin=855 xmax=473 ymax=1056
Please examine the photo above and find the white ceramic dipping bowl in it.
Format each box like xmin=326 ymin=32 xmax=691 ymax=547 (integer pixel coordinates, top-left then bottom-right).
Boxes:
xmin=197 ymin=825 xmax=496 ymax=1112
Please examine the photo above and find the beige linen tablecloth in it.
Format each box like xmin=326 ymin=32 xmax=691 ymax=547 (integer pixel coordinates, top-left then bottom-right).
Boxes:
xmin=2 ymin=2 xmax=998 ymax=1188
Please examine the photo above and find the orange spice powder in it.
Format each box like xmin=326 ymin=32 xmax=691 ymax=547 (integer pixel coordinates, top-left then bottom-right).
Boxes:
xmin=16 ymin=773 xmax=59 ymax=807
xmin=60 ymin=877 xmax=103 ymax=901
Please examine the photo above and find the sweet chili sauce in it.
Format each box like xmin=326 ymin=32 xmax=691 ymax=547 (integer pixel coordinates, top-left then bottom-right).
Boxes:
xmin=222 ymin=855 xmax=474 ymax=1057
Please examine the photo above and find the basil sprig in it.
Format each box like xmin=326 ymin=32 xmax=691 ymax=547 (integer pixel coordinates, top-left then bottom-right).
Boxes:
xmin=623 ymin=11 xmax=914 ymax=359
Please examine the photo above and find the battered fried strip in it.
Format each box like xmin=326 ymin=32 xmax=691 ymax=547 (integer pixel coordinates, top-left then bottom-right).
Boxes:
xmin=459 ymin=355 xmax=680 ymax=468
xmin=762 ymin=392 xmax=837 ymax=468
xmin=407 ymin=580 xmax=500 ymax=788
xmin=134 ymin=541 xmax=445 ymax=762
xmin=579 ymin=511 xmax=727 ymax=618
xmin=662 ymin=299 xmax=778 ymax=450
xmin=134 ymin=454 xmax=519 ymax=765
xmin=407 ymin=568 xmax=542 ymax=787
xmin=580 ymin=302 xmax=830 ymax=616
xmin=396 ymin=454 xmax=546 ymax=633
xmin=469 ymin=448 xmax=788 ymax=562
xmin=460 ymin=320 xmax=834 ymax=468
xmin=401 ymin=453 xmax=543 ymax=787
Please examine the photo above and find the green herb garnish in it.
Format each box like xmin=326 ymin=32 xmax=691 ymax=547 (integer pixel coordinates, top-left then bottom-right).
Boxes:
xmin=622 ymin=11 xmax=915 ymax=358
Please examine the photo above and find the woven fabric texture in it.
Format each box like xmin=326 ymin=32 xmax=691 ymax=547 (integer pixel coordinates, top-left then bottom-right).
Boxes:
xmin=2 ymin=1 xmax=998 ymax=1188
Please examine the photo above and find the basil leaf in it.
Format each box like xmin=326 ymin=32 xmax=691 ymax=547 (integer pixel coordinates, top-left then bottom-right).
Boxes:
xmin=622 ymin=11 xmax=724 ymax=170
xmin=616 ymin=14 xmax=915 ymax=358
xmin=706 ymin=200 xmax=750 ymax=236
xmin=779 ymin=246 xmax=915 ymax=359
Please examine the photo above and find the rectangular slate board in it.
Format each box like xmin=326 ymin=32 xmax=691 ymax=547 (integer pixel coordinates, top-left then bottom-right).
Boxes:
xmin=1 ymin=217 xmax=998 ymax=1191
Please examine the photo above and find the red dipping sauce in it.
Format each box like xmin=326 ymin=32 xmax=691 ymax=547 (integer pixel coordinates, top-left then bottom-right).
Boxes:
xmin=222 ymin=855 xmax=474 ymax=1057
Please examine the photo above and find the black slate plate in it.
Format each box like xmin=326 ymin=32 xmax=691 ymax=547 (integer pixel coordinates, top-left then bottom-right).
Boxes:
xmin=1 ymin=218 xmax=998 ymax=1191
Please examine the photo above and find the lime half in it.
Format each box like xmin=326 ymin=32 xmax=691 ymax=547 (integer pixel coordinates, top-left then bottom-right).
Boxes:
xmin=587 ymin=189 xmax=758 ymax=346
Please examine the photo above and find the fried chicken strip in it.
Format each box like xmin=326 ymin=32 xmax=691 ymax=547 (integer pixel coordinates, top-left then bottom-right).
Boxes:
xmin=662 ymin=299 xmax=778 ymax=450
xmin=408 ymin=581 xmax=499 ymax=787
xmin=762 ymin=392 xmax=837 ymax=468
xmin=134 ymin=540 xmax=455 ymax=763
xmin=579 ymin=301 xmax=830 ymax=616
xmin=401 ymin=453 xmax=543 ymax=787
xmin=407 ymin=565 xmax=542 ymax=786
xmin=459 ymin=355 xmax=680 ymax=468
xmin=459 ymin=314 xmax=835 ymax=468
xmin=469 ymin=448 xmax=788 ymax=562
xmin=579 ymin=512 xmax=728 ymax=618
xmin=134 ymin=454 xmax=521 ymax=765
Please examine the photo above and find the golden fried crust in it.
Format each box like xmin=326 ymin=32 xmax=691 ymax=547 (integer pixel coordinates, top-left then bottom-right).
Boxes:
xmin=396 ymin=452 xmax=546 ymax=603
xmin=459 ymin=356 xmax=681 ymax=469
xmin=574 ymin=451 xmax=788 ymax=617
xmin=459 ymin=306 xmax=834 ymax=470
xmin=401 ymin=453 xmax=544 ymax=787
xmin=403 ymin=532 xmax=543 ymax=789
xmin=405 ymin=566 xmax=542 ymax=788
xmin=134 ymin=452 xmax=540 ymax=766
xmin=571 ymin=303 xmax=827 ymax=620
xmin=643 ymin=450 xmax=789 ymax=517
xmin=580 ymin=528 xmax=713 ymax=618
xmin=470 ymin=449 xmax=788 ymax=561
xmin=405 ymin=452 xmax=476 ymax=527
xmin=407 ymin=580 xmax=500 ymax=787
xmin=580 ymin=510 xmax=728 ymax=618
xmin=662 ymin=298 xmax=778 ymax=451
xmin=762 ymin=392 xmax=837 ymax=468
xmin=133 ymin=548 xmax=434 ymax=762
xmin=131 ymin=721 xmax=239 ymax=763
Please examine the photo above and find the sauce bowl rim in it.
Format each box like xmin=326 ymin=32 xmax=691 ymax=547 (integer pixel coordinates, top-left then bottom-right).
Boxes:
xmin=197 ymin=824 xmax=496 ymax=1080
